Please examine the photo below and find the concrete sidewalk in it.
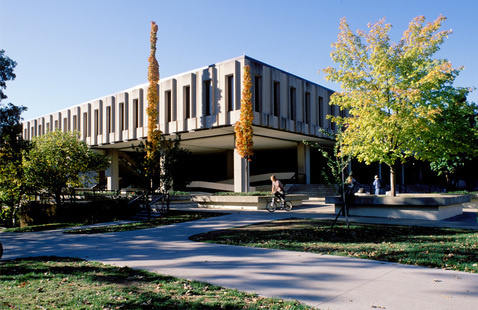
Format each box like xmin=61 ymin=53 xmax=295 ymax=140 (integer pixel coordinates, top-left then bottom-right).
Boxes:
xmin=1 ymin=205 xmax=477 ymax=309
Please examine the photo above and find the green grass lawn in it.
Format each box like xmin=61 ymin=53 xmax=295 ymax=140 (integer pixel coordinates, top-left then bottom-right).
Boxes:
xmin=0 ymin=256 xmax=314 ymax=309
xmin=189 ymin=218 xmax=478 ymax=273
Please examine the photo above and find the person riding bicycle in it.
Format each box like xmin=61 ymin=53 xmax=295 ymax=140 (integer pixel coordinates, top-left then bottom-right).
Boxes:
xmin=270 ymin=175 xmax=286 ymax=203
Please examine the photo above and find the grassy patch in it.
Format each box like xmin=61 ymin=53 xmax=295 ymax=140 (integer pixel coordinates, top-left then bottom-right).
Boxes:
xmin=0 ymin=256 xmax=315 ymax=309
xmin=190 ymin=219 xmax=478 ymax=273
xmin=64 ymin=211 xmax=227 ymax=234
xmin=2 ymin=223 xmax=83 ymax=233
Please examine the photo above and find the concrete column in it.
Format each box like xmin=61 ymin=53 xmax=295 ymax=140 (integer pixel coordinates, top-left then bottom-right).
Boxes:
xmin=233 ymin=150 xmax=249 ymax=192
xmin=106 ymin=149 xmax=119 ymax=191
xmin=297 ymin=143 xmax=310 ymax=184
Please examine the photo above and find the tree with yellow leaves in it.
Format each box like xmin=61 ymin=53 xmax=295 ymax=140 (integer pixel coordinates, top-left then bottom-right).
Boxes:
xmin=146 ymin=21 xmax=160 ymax=157
xmin=234 ymin=65 xmax=254 ymax=191
xmin=323 ymin=15 xmax=476 ymax=196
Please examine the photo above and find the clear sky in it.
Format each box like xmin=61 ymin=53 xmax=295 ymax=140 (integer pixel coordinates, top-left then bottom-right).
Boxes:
xmin=1 ymin=0 xmax=477 ymax=121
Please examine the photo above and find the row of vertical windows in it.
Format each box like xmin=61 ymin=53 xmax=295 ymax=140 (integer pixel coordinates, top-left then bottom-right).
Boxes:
xmin=252 ymin=76 xmax=329 ymax=127
xmin=25 ymin=69 xmax=333 ymax=140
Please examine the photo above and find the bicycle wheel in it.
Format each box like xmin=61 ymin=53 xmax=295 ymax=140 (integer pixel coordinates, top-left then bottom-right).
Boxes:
xmin=284 ymin=200 xmax=293 ymax=211
xmin=266 ymin=201 xmax=277 ymax=212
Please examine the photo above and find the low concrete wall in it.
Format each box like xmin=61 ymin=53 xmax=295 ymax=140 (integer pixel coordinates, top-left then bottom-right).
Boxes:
xmin=192 ymin=194 xmax=309 ymax=210
xmin=325 ymin=194 xmax=470 ymax=220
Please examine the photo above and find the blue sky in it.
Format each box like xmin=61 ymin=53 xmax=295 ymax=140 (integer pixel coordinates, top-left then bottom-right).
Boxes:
xmin=1 ymin=0 xmax=477 ymax=121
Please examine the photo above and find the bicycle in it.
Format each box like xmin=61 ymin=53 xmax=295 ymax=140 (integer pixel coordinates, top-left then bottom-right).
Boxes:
xmin=266 ymin=195 xmax=293 ymax=212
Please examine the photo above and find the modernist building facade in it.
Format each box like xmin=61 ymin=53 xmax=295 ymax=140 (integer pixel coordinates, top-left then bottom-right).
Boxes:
xmin=22 ymin=55 xmax=338 ymax=192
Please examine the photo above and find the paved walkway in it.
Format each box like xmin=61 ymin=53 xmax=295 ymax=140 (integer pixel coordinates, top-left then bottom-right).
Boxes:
xmin=1 ymin=202 xmax=478 ymax=310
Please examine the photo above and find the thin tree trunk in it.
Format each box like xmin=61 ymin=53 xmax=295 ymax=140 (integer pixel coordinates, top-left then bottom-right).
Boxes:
xmin=389 ymin=164 xmax=396 ymax=197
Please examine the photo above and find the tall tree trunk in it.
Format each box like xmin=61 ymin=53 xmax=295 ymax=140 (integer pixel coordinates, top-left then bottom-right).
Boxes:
xmin=245 ymin=158 xmax=250 ymax=193
xmin=389 ymin=164 xmax=396 ymax=197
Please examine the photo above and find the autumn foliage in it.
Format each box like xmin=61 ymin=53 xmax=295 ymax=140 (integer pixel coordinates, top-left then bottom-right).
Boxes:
xmin=146 ymin=21 xmax=161 ymax=161
xmin=234 ymin=65 xmax=254 ymax=160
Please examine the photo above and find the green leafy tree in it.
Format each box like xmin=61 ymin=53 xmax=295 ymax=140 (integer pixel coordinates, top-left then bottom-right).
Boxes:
xmin=0 ymin=50 xmax=16 ymax=100
xmin=23 ymin=130 xmax=110 ymax=207
xmin=323 ymin=15 xmax=476 ymax=196
xmin=0 ymin=103 xmax=28 ymax=226
xmin=0 ymin=51 xmax=28 ymax=226
xmin=429 ymin=98 xmax=478 ymax=188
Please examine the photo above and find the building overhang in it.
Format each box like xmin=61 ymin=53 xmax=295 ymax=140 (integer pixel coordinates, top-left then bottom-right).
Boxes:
xmin=92 ymin=125 xmax=335 ymax=154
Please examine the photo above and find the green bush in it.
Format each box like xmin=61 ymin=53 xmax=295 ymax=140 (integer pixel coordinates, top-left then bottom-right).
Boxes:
xmin=56 ymin=197 xmax=138 ymax=223
xmin=20 ymin=201 xmax=57 ymax=227
xmin=19 ymin=197 xmax=139 ymax=228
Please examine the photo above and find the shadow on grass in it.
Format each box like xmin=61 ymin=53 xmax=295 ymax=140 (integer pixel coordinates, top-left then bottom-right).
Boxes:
xmin=190 ymin=218 xmax=478 ymax=273
xmin=0 ymin=256 xmax=315 ymax=309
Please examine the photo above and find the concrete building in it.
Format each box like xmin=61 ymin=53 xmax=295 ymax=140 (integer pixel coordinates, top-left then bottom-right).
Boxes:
xmin=22 ymin=55 xmax=338 ymax=192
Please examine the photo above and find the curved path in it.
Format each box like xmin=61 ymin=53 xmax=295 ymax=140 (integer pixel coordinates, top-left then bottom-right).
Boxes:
xmin=1 ymin=206 xmax=477 ymax=310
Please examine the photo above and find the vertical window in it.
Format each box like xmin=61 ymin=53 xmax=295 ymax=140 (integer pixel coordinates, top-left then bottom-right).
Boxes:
xmin=63 ymin=118 xmax=68 ymax=132
xmin=204 ymin=80 xmax=212 ymax=116
xmin=305 ymin=92 xmax=310 ymax=124
xmin=94 ymin=109 xmax=99 ymax=136
xmin=119 ymin=103 xmax=125 ymax=131
xmin=330 ymin=104 xmax=336 ymax=131
xmin=38 ymin=125 xmax=42 ymax=136
xmin=166 ymin=90 xmax=172 ymax=122
xmin=184 ymin=85 xmax=191 ymax=119
xmin=289 ymin=87 xmax=296 ymax=121
xmin=73 ymin=115 xmax=77 ymax=131
xmin=226 ymin=75 xmax=234 ymax=112
xmin=318 ymin=96 xmax=324 ymax=127
xmin=227 ymin=75 xmax=234 ymax=111
xmin=273 ymin=81 xmax=280 ymax=117
xmin=254 ymin=75 xmax=262 ymax=112
xmin=133 ymin=99 xmax=139 ymax=129
xmin=106 ymin=107 xmax=111 ymax=134
xmin=83 ymin=112 xmax=88 ymax=138
xmin=54 ymin=120 xmax=59 ymax=130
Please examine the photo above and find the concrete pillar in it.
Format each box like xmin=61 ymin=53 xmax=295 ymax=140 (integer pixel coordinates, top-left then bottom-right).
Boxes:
xmin=233 ymin=150 xmax=249 ymax=192
xmin=297 ymin=143 xmax=310 ymax=184
xmin=106 ymin=149 xmax=119 ymax=191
